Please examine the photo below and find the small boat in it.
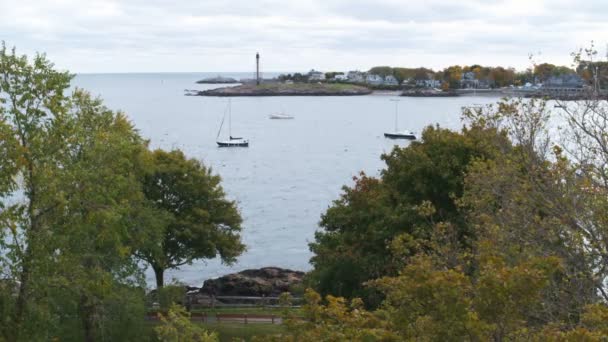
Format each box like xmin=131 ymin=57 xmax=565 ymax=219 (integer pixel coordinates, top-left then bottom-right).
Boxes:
xmin=217 ymin=137 xmax=249 ymax=147
xmin=384 ymin=99 xmax=416 ymax=140
xmin=384 ymin=131 xmax=417 ymax=139
xmin=269 ymin=113 xmax=294 ymax=119
xmin=216 ymin=99 xmax=249 ymax=147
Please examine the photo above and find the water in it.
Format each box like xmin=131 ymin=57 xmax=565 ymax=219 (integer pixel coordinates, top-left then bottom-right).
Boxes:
xmin=73 ymin=73 xmax=500 ymax=287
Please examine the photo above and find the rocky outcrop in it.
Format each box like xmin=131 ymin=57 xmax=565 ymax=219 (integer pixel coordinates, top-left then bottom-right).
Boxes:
xmin=401 ymin=89 xmax=459 ymax=97
xmin=195 ymin=83 xmax=372 ymax=96
xmin=196 ymin=76 xmax=239 ymax=84
xmin=200 ymin=267 xmax=305 ymax=297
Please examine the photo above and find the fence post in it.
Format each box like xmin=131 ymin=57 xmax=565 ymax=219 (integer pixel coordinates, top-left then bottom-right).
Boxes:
xmin=271 ymin=315 xmax=275 ymax=324
xmin=245 ymin=313 xmax=248 ymax=324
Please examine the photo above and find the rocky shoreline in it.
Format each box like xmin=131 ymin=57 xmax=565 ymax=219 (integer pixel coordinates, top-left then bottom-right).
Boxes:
xmin=150 ymin=267 xmax=306 ymax=307
xmin=401 ymin=89 xmax=459 ymax=97
xmin=194 ymin=83 xmax=372 ymax=96
xmin=196 ymin=76 xmax=239 ymax=84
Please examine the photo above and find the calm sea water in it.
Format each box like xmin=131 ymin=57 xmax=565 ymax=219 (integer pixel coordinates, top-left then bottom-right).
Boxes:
xmin=73 ymin=73 xmax=501 ymax=287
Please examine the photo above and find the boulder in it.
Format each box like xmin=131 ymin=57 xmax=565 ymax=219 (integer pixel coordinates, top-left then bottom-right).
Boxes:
xmin=200 ymin=267 xmax=304 ymax=297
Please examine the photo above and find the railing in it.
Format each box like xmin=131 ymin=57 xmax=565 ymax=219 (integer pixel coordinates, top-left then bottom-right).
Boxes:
xmin=145 ymin=311 xmax=282 ymax=324
xmin=186 ymin=295 xmax=303 ymax=309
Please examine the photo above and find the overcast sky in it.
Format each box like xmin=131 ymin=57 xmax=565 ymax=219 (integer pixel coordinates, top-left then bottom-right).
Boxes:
xmin=1 ymin=0 xmax=606 ymax=73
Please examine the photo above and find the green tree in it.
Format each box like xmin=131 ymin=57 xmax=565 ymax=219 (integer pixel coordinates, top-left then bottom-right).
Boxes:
xmin=137 ymin=149 xmax=245 ymax=288
xmin=308 ymin=124 xmax=509 ymax=306
xmin=0 ymin=43 xmax=150 ymax=341
xmin=368 ymin=66 xmax=393 ymax=77
xmin=155 ymin=304 xmax=218 ymax=342
xmin=0 ymin=42 xmax=73 ymax=340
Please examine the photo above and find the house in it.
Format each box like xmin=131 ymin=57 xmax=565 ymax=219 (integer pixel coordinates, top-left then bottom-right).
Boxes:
xmin=308 ymin=69 xmax=325 ymax=81
xmin=334 ymin=74 xmax=348 ymax=81
xmin=460 ymin=71 xmax=493 ymax=89
xmin=366 ymin=74 xmax=383 ymax=86
xmin=415 ymin=79 xmax=441 ymax=88
xmin=346 ymin=70 xmax=365 ymax=83
xmin=461 ymin=71 xmax=478 ymax=89
xmin=544 ymin=74 xmax=584 ymax=88
xmin=384 ymin=75 xmax=399 ymax=86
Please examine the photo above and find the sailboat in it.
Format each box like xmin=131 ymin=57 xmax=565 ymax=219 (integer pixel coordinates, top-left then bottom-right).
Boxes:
xmin=216 ymin=99 xmax=249 ymax=147
xmin=384 ymin=99 xmax=416 ymax=140
xmin=269 ymin=112 xmax=294 ymax=119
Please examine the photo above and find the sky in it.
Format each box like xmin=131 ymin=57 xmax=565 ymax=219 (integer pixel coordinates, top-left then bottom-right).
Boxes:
xmin=0 ymin=0 xmax=606 ymax=73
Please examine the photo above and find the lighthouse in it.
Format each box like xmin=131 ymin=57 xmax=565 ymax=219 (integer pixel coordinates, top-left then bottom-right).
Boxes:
xmin=256 ymin=52 xmax=260 ymax=85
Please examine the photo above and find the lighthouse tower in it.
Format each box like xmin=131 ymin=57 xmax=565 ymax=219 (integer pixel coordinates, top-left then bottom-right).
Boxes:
xmin=256 ymin=52 xmax=260 ymax=85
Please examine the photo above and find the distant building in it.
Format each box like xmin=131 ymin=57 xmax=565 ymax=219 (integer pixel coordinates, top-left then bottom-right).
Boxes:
xmin=308 ymin=69 xmax=325 ymax=81
xmin=384 ymin=75 xmax=399 ymax=86
xmin=347 ymin=70 xmax=365 ymax=83
xmin=334 ymin=74 xmax=348 ymax=81
xmin=544 ymin=74 xmax=584 ymax=88
xmin=366 ymin=74 xmax=384 ymax=86
xmin=461 ymin=71 xmax=478 ymax=89
xmin=416 ymin=79 xmax=441 ymax=88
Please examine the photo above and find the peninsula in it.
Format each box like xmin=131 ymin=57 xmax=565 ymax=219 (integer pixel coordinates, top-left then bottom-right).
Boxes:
xmin=196 ymin=83 xmax=372 ymax=96
xmin=196 ymin=76 xmax=239 ymax=84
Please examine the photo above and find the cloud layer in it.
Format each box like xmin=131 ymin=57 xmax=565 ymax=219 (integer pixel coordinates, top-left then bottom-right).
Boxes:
xmin=1 ymin=0 xmax=605 ymax=72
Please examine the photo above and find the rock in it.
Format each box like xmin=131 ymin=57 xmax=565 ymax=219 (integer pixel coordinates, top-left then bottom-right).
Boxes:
xmin=401 ymin=89 xmax=459 ymax=97
xmin=195 ymin=83 xmax=372 ymax=96
xmin=196 ymin=76 xmax=239 ymax=84
xmin=200 ymin=267 xmax=305 ymax=297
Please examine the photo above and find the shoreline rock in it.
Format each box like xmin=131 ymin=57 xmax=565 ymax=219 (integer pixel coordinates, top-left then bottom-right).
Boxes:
xmin=196 ymin=76 xmax=239 ymax=84
xmin=200 ymin=267 xmax=305 ymax=297
xmin=401 ymin=89 xmax=459 ymax=97
xmin=194 ymin=83 xmax=372 ymax=96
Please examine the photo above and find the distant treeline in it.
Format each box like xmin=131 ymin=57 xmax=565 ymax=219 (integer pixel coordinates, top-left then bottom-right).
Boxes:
xmin=280 ymin=61 xmax=608 ymax=90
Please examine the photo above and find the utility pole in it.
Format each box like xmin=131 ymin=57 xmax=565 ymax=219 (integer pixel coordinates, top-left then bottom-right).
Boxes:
xmin=256 ymin=52 xmax=260 ymax=85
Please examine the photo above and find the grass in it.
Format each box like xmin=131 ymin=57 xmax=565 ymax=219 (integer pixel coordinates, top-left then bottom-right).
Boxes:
xmin=145 ymin=318 xmax=287 ymax=341
xmin=203 ymin=322 xmax=285 ymax=342
xmin=190 ymin=306 xmax=303 ymax=316
xmin=255 ymin=82 xmax=367 ymax=90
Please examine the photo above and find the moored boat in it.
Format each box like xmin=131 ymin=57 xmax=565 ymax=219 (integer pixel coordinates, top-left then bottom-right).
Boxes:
xmin=384 ymin=99 xmax=417 ymax=140
xmin=384 ymin=131 xmax=417 ymax=139
xmin=269 ymin=113 xmax=294 ymax=119
xmin=216 ymin=99 xmax=249 ymax=147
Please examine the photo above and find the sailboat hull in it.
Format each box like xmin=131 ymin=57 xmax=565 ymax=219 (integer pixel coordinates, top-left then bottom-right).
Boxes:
xmin=384 ymin=132 xmax=416 ymax=140
xmin=217 ymin=140 xmax=249 ymax=147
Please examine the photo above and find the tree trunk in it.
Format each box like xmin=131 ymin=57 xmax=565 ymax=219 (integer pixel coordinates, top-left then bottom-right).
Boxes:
xmin=79 ymin=295 xmax=96 ymax=342
xmin=154 ymin=265 xmax=164 ymax=289
xmin=12 ymin=256 xmax=31 ymax=341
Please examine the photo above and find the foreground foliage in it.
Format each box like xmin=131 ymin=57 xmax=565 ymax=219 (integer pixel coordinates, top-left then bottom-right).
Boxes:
xmin=0 ymin=45 xmax=243 ymax=341
xmin=305 ymin=74 xmax=608 ymax=339
xmin=136 ymin=149 xmax=244 ymax=289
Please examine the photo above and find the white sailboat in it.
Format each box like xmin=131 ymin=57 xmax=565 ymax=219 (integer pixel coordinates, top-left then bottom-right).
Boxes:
xmin=269 ymin=112 xmax=294 ymax=119
xmin=216 ymin=99 xmax=249 ymax=147
xmin=384 ymin=99 xmax=416 ymax=140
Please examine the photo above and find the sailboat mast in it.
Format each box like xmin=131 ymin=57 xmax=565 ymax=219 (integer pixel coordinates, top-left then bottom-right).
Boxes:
xmin=390 ymin=99 xmax=399 ymax=132
xmin=228 ymin=98 xmax=232 ymax=138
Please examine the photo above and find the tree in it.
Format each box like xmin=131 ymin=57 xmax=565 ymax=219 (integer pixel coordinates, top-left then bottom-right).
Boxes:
xmin=0 ymin=43 xmax=150 ymax=341
xmin=368 ymin=66 xmax=393 ymax=77
xmin=155 ymin=304 xmax=218 ymax=342
xmin=308 ymin=124 xmax=509 ymax=306
xmin=0 ymin=42 xmax=73 ymax=340
xmin=137 ymin=149 xmax=245 ymax=288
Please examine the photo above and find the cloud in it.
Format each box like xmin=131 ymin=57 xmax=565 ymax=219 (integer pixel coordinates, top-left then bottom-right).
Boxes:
xmin=0 ymin=0 xmax=605 ymax=72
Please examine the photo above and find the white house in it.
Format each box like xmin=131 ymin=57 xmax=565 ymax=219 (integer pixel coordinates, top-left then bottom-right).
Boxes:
xmin=366 ymin=74 xmax=383 ymax=86
xmin=416 ymin=79 xmax=441 ymax=88
xmin=346 ymin=70 xmax=365 ymax=83
xmin=384 ymin=75 xmax=399 ymax=86
xmin=334 ymin=74 xmax=348 ymax=81
xmin=308 ymin=69 xmax=325 ymax=81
